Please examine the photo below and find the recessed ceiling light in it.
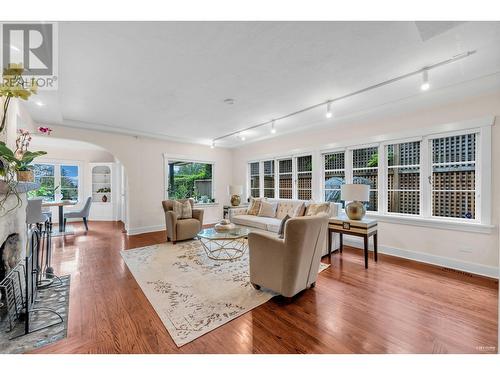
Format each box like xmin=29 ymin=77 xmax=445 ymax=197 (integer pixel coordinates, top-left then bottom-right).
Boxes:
xmin=223 ymin=98 xmax=235 ymax=105
xmin=35 ymin=101 xmax=45 ymax=107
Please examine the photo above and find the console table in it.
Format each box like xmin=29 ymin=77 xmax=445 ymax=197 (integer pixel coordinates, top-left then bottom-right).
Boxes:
xmin=328 ymin=216 xmax=378 ymax=269
xmin=223 ymin=204 xmax=249 ymax=219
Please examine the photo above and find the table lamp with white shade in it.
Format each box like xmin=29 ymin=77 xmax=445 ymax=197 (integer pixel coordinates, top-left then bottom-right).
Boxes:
xmin=341 ymin=184 xmax=370 ymax=220
xmin=228 ymin=185 xmax=243 ymax=206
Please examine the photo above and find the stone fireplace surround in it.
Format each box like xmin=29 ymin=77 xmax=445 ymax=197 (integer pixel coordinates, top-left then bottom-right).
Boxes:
xmin=0 ymin=181 xmax=39 ymax=279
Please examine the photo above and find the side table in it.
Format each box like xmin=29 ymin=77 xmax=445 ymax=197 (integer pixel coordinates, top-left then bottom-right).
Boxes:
xmin=223 ymin=204 xmax=249 ymax=219
xmin=328 ymin=215 xmax=378 ymax=269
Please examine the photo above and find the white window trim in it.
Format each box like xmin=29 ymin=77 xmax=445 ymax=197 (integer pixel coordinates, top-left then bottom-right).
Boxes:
xmin=162 ymin=153 xmax=216 ymax=203
xmin=247 ymin=117 xmax=493 ymax=232
xmin=35 ymin=158 xmax=83 ymax=203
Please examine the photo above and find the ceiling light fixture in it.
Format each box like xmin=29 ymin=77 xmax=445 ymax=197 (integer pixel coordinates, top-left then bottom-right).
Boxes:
xmin=35 ymin=101 xmax=45 ymax=107
xmin=210 ymin=140 xmax=215 ymax=149
xmin=420 ymin=70 xmax=430 ymax=91
xmin=238 ymin=133 xmax=246 ymax=141
xmin=211 ymin=50 xmax=475 ymax=144
xmin=270 ymin=120 xmax=276 ymax=134
xmin=325 ymin=102 xmax=333 ymax=118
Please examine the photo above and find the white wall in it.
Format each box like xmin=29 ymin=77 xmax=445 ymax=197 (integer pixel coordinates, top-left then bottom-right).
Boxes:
xmin=26 ymin=124 xmax=232 ymax=234
xmin=29 ymin=139 xmax=116 ymax=221
xmin=231 ymin=91 xmax=500 ymax=277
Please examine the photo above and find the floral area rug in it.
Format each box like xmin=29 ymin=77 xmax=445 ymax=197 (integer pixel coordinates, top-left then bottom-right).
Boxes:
xmin=121 ymin=240 xmax=329 ymax=347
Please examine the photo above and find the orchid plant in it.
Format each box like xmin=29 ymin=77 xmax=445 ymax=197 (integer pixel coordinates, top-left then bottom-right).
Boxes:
xmin=0 ymin=64 xmax=37 ymax=133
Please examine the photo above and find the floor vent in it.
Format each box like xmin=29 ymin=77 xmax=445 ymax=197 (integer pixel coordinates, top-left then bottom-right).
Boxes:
xmin=440 ymin=267 xmax=474 ymax=277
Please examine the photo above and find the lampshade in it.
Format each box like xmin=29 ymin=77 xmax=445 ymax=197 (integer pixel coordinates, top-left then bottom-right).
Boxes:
xmin=228 ymin=185 xmax=243 ymax=195
xmin=341 ymin=184 xmax=370 ymax=202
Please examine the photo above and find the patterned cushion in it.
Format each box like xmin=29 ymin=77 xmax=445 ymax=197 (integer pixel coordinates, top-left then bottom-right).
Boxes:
xmin=275 ymin=200 xmax=306 ymax=219
xmin=305 ymin=202 xmax=330 ymax=216
xmin=173 ymin=200 xmax=192 ymax=219
xmin=247 ymin=197 xmax=264 ymax=216
xmin=277 ymin=215 xmax=291 ymax=239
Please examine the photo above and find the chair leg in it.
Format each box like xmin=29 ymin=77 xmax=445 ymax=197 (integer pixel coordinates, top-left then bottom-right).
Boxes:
xmin=310 ymin=282 xmax=316 ymax=288
xmin=251 ymin=283 xmax=261 ymax=290
xmin=83 ymin=217 xmax=89 ymax=232
xmin=63 ymin=218 xmax=67 ymax=232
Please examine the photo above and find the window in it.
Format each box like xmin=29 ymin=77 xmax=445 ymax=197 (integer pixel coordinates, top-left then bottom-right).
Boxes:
xmin=167 ymin=160 xmax=213 ymax=203
xmin=60 ymin=165 xmax=79 ymax=200
xmin=278 ymin=158 xmax=293 ymax=199
xmin=263 ymin=160 xmax=275 ymax=198
xmin=32 ymin=164 xmax=55 ymax=201
xmin=431 ymin=133 xmax=476 ymax=219
xmin=386 ymin=141 xmax=420 ymax=215
xmin=324 ymin=151 xmax=345 ymax=204
xmin=296 ymin=155 xmax=312 ymax=200
xmin=31 ymin=163 xmax=80 ymax=202
xmin=352 ymin=147 xmax=378 ymax=211
xmin=249 ymin=162 xmax=260 ymax=198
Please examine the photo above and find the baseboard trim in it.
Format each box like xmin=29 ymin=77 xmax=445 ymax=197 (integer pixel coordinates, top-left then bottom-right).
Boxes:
xmin=343 ymin=237 xmax=499 ymax=279
xmin=128 ymin=221 xmax=220 ymax=236
xmin=127 ymin=225 xmax=165 ymax=236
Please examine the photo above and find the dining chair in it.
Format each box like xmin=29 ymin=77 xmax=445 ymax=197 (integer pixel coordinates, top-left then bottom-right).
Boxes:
xmin=63 ymin=197 xmax=92 ymax=232
xmin=26 ymin=198 xmax=51 ymax=226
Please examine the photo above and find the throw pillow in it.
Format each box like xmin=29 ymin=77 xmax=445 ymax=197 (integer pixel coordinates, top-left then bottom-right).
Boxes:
xmin=173 ymin=200 xmax=192 ymax=219
xmin=305 ymin=202 xmax=330 ymax=216
xmin=292 ymin=202 xmax=306 ymax=217
xmin=247 ymin=197 xmax=264 ymax=216
xmin=277 ymin=214 xmax=291 ymax=239
xmin=258 ymin=201 xmax=278 ymax=218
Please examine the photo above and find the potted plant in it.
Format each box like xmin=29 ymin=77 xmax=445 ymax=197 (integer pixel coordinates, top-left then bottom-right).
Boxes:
xmin=0 ymin=131 xmax=46 ymax=181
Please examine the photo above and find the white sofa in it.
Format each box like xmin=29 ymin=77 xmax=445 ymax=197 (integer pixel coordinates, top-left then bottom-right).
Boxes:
xmin=228 ymin=198 xmax=341 ymax=256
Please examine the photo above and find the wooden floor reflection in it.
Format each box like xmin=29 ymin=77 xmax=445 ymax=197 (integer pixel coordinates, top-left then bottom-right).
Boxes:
xmin=31 ymin=221 xmax=498 ymax=354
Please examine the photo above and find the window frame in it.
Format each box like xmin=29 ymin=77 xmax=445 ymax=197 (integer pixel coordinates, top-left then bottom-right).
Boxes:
xmin=322 ymin=149 xmax=346 ymax=205
xmin=163 ymin=154 xmax=216 ymax=204
xmin=32 ymin=159 xmax=82 ymax=203
xmin=382 ymin=136 xmax=423 ymax=217
xmin=248 ymin=117 xmax=491 ymax=229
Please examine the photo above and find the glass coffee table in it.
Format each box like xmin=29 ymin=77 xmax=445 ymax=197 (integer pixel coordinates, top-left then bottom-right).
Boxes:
xmin=197 ymin=227 xmax=251 ymax=260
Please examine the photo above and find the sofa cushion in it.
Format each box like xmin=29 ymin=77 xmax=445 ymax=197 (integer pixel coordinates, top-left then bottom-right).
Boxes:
xmin=232 ymin=215 xmax=282 ymax=233
xmin=258 ymin=200 xmax=278 ymax=218
xmin=232 ymin=215 xmax=269 ymax=230
xmin=247 ymin=197 xmax=264 ymax=216
xmin=274 ymin=200 xmax=307 ymax=220
xmin=305 ymin=202 xmax=330 ymax=216
xmin=176 ymin=218 xmax=200 ymax=240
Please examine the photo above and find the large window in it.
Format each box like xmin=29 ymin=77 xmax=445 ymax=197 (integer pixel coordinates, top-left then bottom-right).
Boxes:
xmin=263 ymin=160 xmax=275 ymax=198
xmin=431 ymin=133 xmax=476 ymax=219
xmin=387 ymin=141 xmax=420 ymax=215
xmin=296 ymin=155 xmax=312 ymax=200
xmin=30 ymin=163 xmax=80 ymax=201
xmin=167 ymin=160 xmax=213 ymax=203
xmin=278 ymin=158 xmax=293 ymax=199
xmin=352 ymin=147 xmax=378 ymax=211
xmin=324 ymin=151 xmax=345 ymax=203
xmin=249 ymin=162 xmax=260 ymax=198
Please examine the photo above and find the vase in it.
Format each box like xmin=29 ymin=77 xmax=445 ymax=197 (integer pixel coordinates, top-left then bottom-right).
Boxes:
xmin=102 ymin=195 xmax=108 ymax=203
xmin=230 ymin=194 xmax=241 ymax=206
xmin=17 ymin=170 xmax=34 ymax=182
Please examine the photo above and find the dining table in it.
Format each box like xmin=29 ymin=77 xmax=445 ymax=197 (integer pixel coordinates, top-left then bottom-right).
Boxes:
xmin=41 ymin=200 xmax=77 ymax=235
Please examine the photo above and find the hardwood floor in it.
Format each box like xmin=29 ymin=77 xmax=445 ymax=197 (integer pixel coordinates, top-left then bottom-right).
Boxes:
xmin=31 ymin=221 xmax=498 ymax=354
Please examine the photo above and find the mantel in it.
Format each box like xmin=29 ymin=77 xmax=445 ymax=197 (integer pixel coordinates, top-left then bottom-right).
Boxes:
xmin=0 ymin=181 xmax=40 ymax=195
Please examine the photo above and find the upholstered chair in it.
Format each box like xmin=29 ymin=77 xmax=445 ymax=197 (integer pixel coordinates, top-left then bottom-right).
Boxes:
xmin=64 ymin=197 xmax=92 ymax=232
xmin=248 ymin=213 xmax=329 ymax=298
xmin=162 ymin=199 xmax=204 ymax=244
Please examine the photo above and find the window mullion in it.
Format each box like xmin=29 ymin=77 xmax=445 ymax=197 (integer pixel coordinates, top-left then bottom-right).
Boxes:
xmin=379 ymin=144 xmax=386 ymax=214
xmin=421 ymin=137 xmax=431 ymax=218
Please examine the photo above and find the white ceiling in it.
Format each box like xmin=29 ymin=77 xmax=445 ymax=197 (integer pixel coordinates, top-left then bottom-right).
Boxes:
xmin=26 ymin=21 xmax=500 ymax=147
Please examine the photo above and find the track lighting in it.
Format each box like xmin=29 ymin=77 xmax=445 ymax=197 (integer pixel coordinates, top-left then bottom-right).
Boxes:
xmin=270 ymin=120 xmax=276 ymax=134
xmin=421 ymin=70 xmax=430 ymax=91
xmin=209 ymin=51 xmax=474 ymax=145
xmin=325 ymin=102 xmax=333 ymax=118
xmin=210 ymin=140 xmax=215 ymax=149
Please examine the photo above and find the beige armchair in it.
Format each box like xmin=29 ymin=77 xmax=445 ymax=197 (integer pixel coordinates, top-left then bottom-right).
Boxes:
xmin=248 ymin=213 xmax=329 ymax=298
xmin=162 ymin=199 xmax=204 ymax=244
